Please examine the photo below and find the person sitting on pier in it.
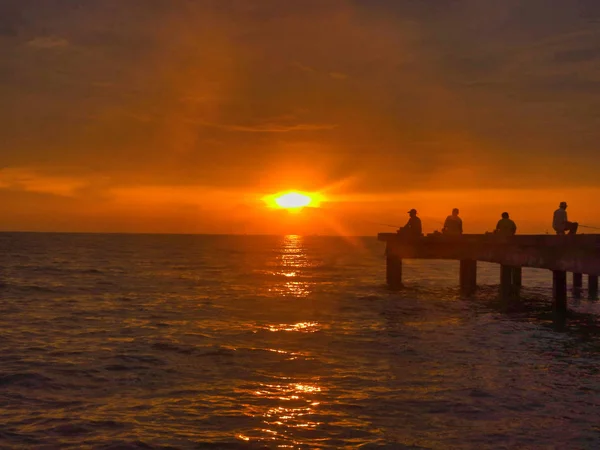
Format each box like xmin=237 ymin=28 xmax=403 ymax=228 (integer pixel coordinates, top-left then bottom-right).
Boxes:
xmin=553 ymin=201 xmax=578 ymax=235
xmin=398 ymin=209 xmax=422 ymax=238
xmin=495 ymin=212 xmax=517 ymax=236
xmin=442 ymin=208 xmax=463 ymax=235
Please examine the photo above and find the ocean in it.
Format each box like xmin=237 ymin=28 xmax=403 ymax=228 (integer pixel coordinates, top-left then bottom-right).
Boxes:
xmin=1 ymin=233 xmax=599 ymax=449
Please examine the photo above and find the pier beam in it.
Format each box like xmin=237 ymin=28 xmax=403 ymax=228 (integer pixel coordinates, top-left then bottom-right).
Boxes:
xmin=459 ymin=259 xmax=477 ymax=294
xmin=553 ymin=270 xmax=567 ymax=313
xmin=589 ymin=275 xmax=598 ymax=299
xmin=386 ymin=247 xmax=403 ymax=289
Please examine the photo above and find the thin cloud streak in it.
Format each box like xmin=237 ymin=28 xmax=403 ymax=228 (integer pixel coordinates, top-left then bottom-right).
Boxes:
xmin=193 ymin=120 xmax=338 ymax=133
xmin=26 ymin=36 xmax=70 ymax=49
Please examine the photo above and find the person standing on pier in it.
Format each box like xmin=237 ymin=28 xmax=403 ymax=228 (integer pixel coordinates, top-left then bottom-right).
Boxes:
xmin=398 ymin=209 xmax=422 ymax=238
xmin=442 ymin=208 xmax=463 ymax=235
xmin=495 ymin=212 xmax=517 ymax=235
xmin=553 ymin=201 xmax=578 ymax=235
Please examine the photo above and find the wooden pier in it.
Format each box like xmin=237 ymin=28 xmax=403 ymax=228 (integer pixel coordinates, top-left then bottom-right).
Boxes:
xmin=378 ymin=233 xmax=600 ymax=312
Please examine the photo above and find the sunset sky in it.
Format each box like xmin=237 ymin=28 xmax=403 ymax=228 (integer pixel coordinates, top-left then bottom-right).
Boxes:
xmin=2 ymin=0 xmax=600 ymax=235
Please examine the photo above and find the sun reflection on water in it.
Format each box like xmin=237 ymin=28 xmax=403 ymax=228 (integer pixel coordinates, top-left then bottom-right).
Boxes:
xmin=235 ymin=235 xmax=325 ymax=447
xmin=268 ymin=235 xmax=314 ymax=298
xmin=238 ymin=379 xmax=324 ymax=447
xmin=264 ymin=322 xmax=321 ymax=333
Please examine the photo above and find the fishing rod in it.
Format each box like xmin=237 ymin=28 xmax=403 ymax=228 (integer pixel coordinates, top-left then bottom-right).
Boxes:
xmin=423 ymin=217 xmax=445 ymax=226
xmin=363 ymin=217 xmax=446 ymax=229
xmin=363 ymin=221 xmax=401 ymax=229
xmin=579 ymin=224 xmax=600 ymax=231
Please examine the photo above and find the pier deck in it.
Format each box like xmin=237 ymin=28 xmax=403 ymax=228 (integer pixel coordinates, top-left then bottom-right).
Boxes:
xmin=378 ymin=233 xmax=600 ymax=311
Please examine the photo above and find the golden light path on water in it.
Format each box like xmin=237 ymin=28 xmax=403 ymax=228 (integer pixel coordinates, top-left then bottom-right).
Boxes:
xmin=237 ymin=380 xmax=324 ymax=446
xmin=238 ymin=235 xmax=325 ymax=446
xmin=268 ymin=235 xmax=313 ymax=298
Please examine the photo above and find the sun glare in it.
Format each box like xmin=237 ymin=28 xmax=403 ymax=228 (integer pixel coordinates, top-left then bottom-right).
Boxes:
xmin=263 ymin=191 xmax=323 ymax=211
xmin=275 ymin=192 xmax=311 ymax=209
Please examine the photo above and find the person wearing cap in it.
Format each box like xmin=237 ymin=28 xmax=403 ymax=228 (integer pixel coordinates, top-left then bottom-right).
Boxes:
xmin=495 ymin=212 xmax=517 ymax=236
xmin=553 ymin=201 xmax=578 ymax=235
xmin=399 ymin=208 xmax=422 ymax=238
xmin=442 ymin=208 xmax=463 ymax=235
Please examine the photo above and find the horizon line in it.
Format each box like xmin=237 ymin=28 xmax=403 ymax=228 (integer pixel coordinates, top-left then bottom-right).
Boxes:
xmin=0 ymin=230 xmax=377 ymax=238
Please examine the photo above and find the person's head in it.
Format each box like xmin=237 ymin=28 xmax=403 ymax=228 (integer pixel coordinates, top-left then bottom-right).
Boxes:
xmin=407 ymin=208 xmax=417 ymax=217
xmin=501 ymin=212 xmax=509 ymax=219
xmin=560 ymin=201 xmax=567 ymax=209
xmin=452 ymin=208 xmax=459 ymax=216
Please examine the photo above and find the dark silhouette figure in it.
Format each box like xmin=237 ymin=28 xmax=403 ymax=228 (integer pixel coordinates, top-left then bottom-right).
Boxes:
xmin=443 ymin=208 xmax=463 ymax=235
xmin=495 ymin=212 xmax=517 ymax=236
xmin=553 ymin=201 xmax=578 ymax=235
xmin=398 ymin=209 xmax=422 ymax=238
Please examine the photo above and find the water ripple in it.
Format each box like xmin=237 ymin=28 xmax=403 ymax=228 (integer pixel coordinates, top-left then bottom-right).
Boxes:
xmin=0 ymin=234 xmax=599 ymax=448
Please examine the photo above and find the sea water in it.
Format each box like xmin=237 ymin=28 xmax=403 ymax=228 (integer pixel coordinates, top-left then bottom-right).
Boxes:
xmin=1 ymin=233 xmax=599 ymax=449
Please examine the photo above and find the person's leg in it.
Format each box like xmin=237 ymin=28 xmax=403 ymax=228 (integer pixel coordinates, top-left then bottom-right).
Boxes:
xmin=565 ymin=221 xmax=578 ymax=234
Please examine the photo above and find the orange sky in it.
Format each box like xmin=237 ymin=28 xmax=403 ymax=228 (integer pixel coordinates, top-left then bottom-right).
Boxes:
xmin=2 ymin=0 xmax=600 ymax=235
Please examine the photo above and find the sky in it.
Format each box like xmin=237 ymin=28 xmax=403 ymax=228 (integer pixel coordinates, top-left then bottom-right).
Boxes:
xmin=2 ymin=0 xmax=600 ymax=235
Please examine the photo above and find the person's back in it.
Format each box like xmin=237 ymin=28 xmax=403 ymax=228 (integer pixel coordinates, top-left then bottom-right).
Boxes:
xmin=443 ymin=208 xmax=462 ymax=235
xmin=553 ymin=207 xmax=567 ymax=233
xmin=496 ymin=212 xmax=516 ymax=236
xmin=407 ymin=215 xmax=422 ymax=236
xmin=400 ymin=209 xmax=422 ymax=238
xmin=552 ymin=201 xmax=578 ymax=234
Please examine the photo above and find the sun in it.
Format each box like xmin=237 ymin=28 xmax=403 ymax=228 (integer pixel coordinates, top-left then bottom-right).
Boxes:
xmin=263 ymin=191 xmax=324 ymax=210
xmin=275 ymin=192 xmax=312 ymax=209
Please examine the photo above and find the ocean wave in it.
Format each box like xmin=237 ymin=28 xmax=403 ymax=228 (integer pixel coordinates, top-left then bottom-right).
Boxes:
xmin=0 ymin=372 xmax=54 ymax=389
xmin=1 ymin=234 xmax=600 ymax=448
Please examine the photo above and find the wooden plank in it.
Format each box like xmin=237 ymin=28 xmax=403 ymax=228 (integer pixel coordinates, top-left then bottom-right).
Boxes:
xmin=378 ymin=233 xmax=600 ymax=247
xmin=376 ymin=233 xmax=600 ymax=275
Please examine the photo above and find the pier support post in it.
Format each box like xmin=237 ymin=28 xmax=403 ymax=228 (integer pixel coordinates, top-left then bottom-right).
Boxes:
xmin=512 ymin=267 xmax=522 ymax=287
xmin=500 ymin=265 xmax=514 ymax=296
xmin=553 ymin=270 xmax=567 ymax=313
xmin=460 ymin=259 xmax=477 ymax=294
xmin=500 ymin=265 xmax=523 ymax=297
xmin=589 ymin=275 xmax=598 ymax=299
xmin=386 ymin=245 xmax=403 ymax=289
xmin=573 ymin=272 xmax=583 ymax=298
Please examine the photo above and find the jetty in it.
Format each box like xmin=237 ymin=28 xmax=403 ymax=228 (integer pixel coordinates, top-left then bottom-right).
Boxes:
xmin=378 ymin=233 xmax=600 ymax=312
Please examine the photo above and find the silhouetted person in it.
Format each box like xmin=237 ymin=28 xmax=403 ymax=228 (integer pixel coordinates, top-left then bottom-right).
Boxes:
xmin=443 ymin=208 xmax=463 ymax=235
xmin=398 ymin=208 xmax=422 ymax=238
xmin=553 ymin=201 xmax=578 ymax=235
xmin=495 ymin=212 xmax=517 ymax=236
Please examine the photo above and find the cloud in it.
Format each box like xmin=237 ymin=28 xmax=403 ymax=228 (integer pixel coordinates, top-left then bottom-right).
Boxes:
xmin=329 ymin=72 xmax=348 ymax=80
xmin=292 ymin=62 xmax=349 ymax=81
xmin=3 ymin=0 xmax=600 ymax=233
xmin=194 ymin=119 xmax=338 ymax=133
xmin=291 ymin=61 xmax=316 ymax=73
xmin=0 ymin=167 xmax=87 ymax=197
xmin=26 ymin=36 xmax=70 ymax=49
